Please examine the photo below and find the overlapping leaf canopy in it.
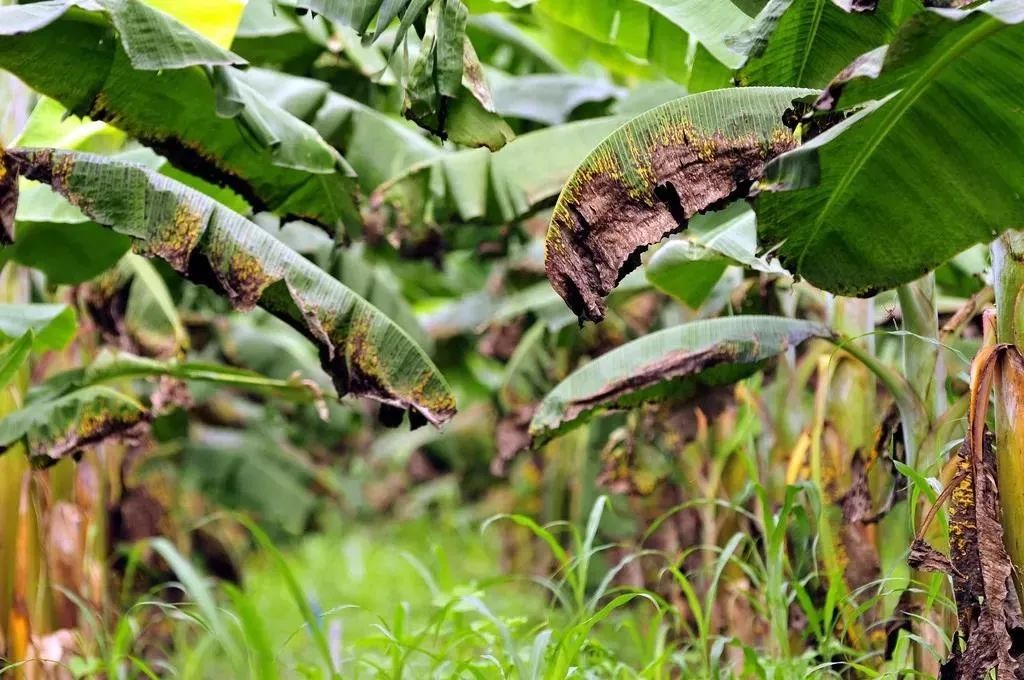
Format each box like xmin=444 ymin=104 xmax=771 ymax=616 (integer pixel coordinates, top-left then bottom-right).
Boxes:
xmin=757 ymin=0 xmax=1024 ymax=295
xmin=1 ymin=148 xmax=456 ymax=427
xmin=0 ymin=0 xmax=359 ymax=233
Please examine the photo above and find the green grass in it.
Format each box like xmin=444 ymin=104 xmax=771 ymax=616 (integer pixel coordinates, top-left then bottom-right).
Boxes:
xmin=16 ymin=488 xmax=952 ymax=679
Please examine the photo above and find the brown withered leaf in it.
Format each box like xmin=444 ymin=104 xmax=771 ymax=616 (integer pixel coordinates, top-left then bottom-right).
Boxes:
xmin=908 ymin=537 xmax=952 ymax=574
xmin=545 ymin=88 xmax=808 ymax=322
xmin=492 ymin=405 xmax=535 ymax=477
xmin=916 ymin=343 xmax=1023 ymax=679
xmin=838 ymin=453 xmax=881 ymax=592
xmin=0 ymin=145 xmax=16 ymax=244
xmin=480 ymin=320 xmax=525 ymax=362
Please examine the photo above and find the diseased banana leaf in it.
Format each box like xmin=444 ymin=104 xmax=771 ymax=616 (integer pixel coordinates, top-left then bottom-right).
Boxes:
xmin=757 ymin=2 xmax=1024 ymax=296
xmin=0 ymin=0 xmax=359 ymax=233
xmin=2 ymin=148 xmax=456 ymax=427
xmin=530 ymin=315 xmax=831 ymax=444
xmin=0 ymin=385 xmax=147 ymax=463
xmin=0 ymin=349 xmax=325 ymax=464
xmin=545 ymin=86 xmax=813 ymax=322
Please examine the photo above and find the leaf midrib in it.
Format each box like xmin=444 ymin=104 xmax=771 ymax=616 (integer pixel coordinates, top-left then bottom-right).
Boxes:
xmin=793 ymin=12 xmax=1004 ymax=277
xmin=795 ymin=0 xmax=826 ymax=86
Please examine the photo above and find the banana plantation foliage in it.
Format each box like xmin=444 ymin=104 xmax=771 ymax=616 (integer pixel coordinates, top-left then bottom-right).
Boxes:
xmin=1 ymin=0 xmax=1024 ymax=677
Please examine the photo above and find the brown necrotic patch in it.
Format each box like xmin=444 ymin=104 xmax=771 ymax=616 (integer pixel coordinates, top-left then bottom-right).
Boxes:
xmin=136 ymin=203 xmax=207 ymax=272
xmin=0 ymin=147 xmax=18 ymax=244
xmin=547 ymin=130 xmax=797 ymax=322
xmin=564 ymin=344 xmax=741 ymax=423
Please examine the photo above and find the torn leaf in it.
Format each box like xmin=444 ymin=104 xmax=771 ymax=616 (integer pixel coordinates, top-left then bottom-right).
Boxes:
xmin=545 ymin=87 xmax=811 ymax=322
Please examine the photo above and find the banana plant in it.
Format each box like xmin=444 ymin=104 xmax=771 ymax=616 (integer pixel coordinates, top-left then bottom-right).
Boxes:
xmin=538 ymin=0 xmax=1024 ymax=674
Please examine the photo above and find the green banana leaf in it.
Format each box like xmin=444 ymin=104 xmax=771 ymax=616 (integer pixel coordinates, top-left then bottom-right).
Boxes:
xmin=28 ymin=351 xmax=323 ymax=404
xmin=546 ymin=86 xmax=813 ymax=322
xmin=0 ymin=350 xmax=324 ymax=464
xmin=2 ymin=148 xmax=456 ymax=427
xmin=291 ymin=0 xmax=514 ymax=149
xmin=369 ymin=115 xmax=626 ymax=249
xmin=757 ymin=1 xmax=1024 ymax=296
xmin=646 ymin=204 xmax=786 ymax=308
xmin=530 ymin=315 xmax=831 ymax=444
xmin=732 ymin=0 xmax=908 ymax=87
xmin=0 ymin=303 xmax=77 ymax=351
xmin=238 ymin=68 xmax=441 ymax=194
xmin=533 ymin=0 xmax=751 ymax=73
xmin=0 ymin=333 xmax=33 ymax=391
xmin=0 ymin=0 xmax=359 ymax=233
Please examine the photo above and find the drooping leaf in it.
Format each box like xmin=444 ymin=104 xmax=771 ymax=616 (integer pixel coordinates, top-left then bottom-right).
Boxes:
xmin=369 ymin=115 xmax=626 ymax=249
xmin=8 ymin=143 xmax=245 ymax=285
xmin=0 ymin=304 xmax=77 ymax=351
xmin=3 ymin=148 xmax=455 ymax=426
xmin=757 ymin=2 xmax=1024 ymax=296
xmin=732 ymin=0 xmax=906 ymax=87
xmin=487 ymin=72 xmax=624 ymax=125
xmin=291 ymin=0 xmax=430 ymax=46
xmin=530 ymin=315 xmax=831 ymax=444
xmin=238 ymin=67 xmax=441 ymax=194
xmin=546 ymin=87 xmax=812 ymax=322
xmin=404 ymin=3 xmax=514 ymax=149
xmin=0 ymin=385 xmax=148 ymax=463
xmin=0 ymin=0 xmax=359 ymax=233
xmin=291 ymin=0 xmax=513 ymax=149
